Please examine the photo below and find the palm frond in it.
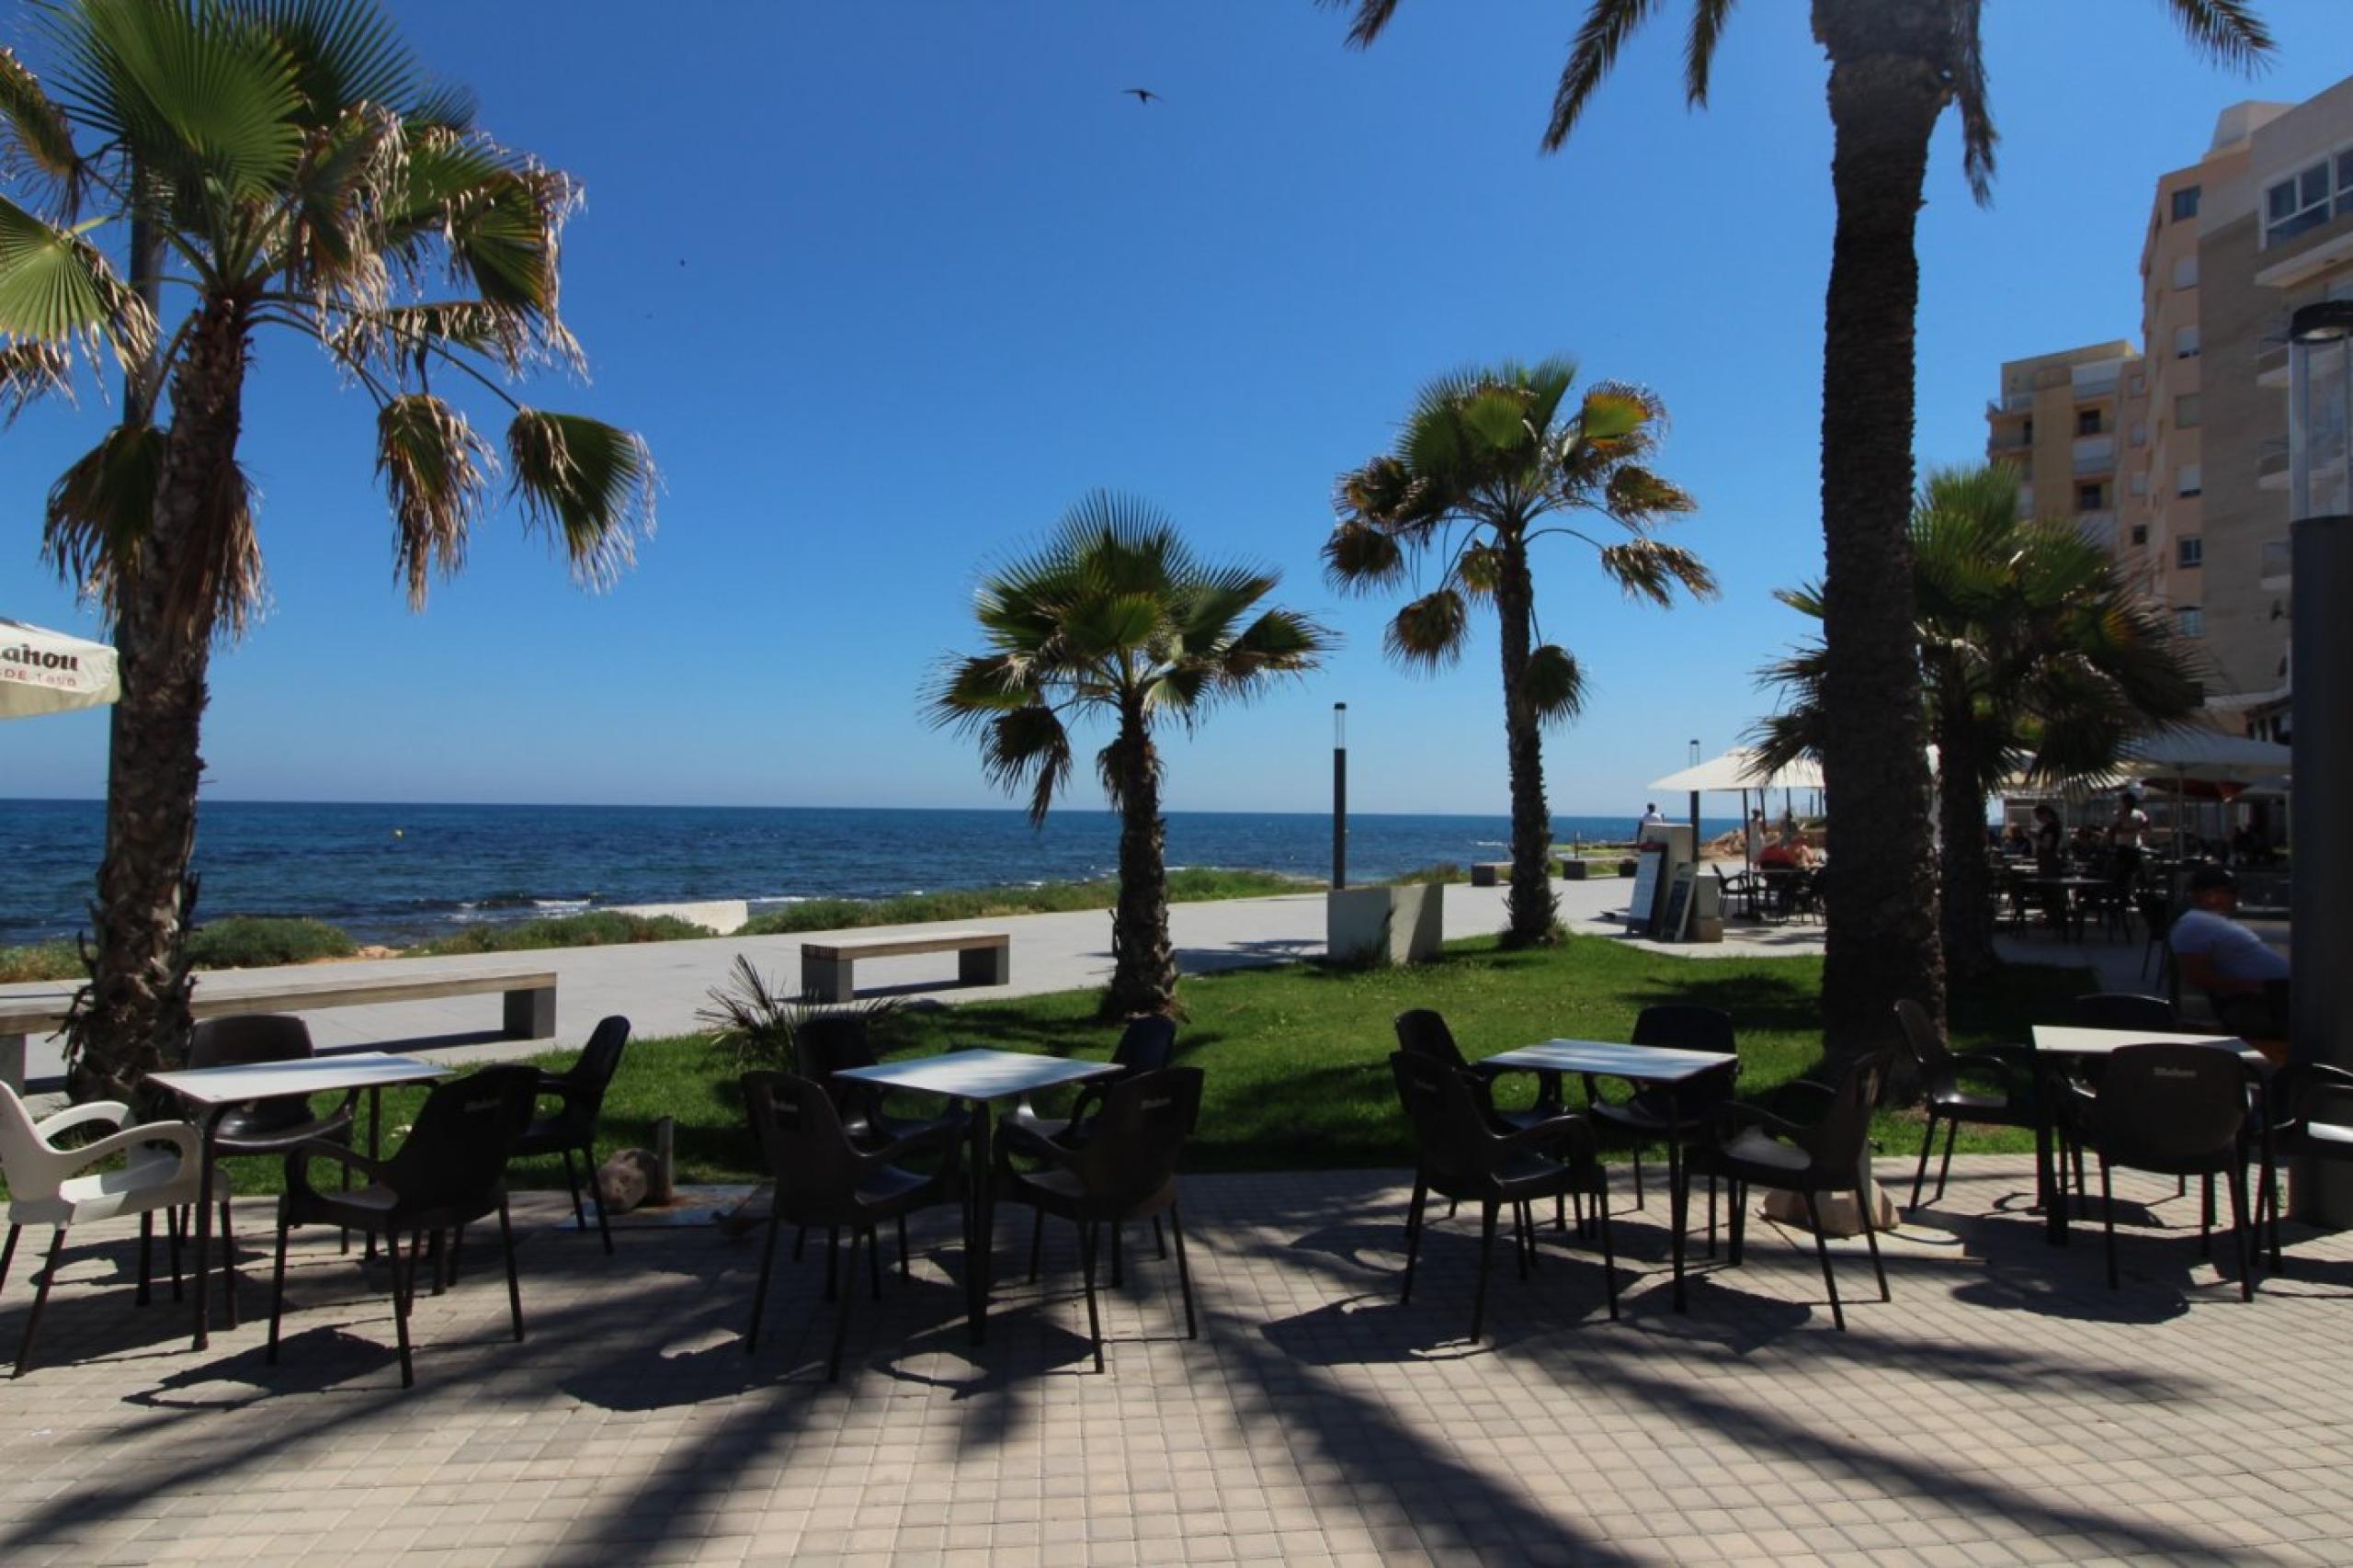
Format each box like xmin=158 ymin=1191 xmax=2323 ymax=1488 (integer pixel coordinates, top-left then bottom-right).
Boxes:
xmin=41 ymin=422 xmax=164 ymax=623
xmin=1 ymin=337 xmax=73 ymax=424
xmin=1385 ymin=588 xmax=1469 ymax=672
xmin=1219 ymin=607 xmax=1332 ymax=686
xmin=0 ymin=193 xmax=155 ymax=369
xmin=983 ymin=703 xmax=1074 ymax=827
xmin=1597 ymin=539 xmax=1717 ymax=605
xmin=377 ymin=392 xmax=494 ymax=609
xmin=1684 ymin=0 xmax=1739 ymax=106
xmin=1951 ymin=0 xmax=1997 ymax=205
xmin=235 ymin=0 xmax=421 ymax=129
xmin=1323 ymin=517 xmax=1406 ymax=594
xmin=1457 ymin=540 xmax=1505 ymax=601
xmin=0 ymin=45 xmax=83 ymax=212
xmin=1550 ymin=0 xmax=1665 ymax=153
xmin=2161 ymin=0 xmax=2276 ymax=70
xmin=505 ymin=408 xmax=655 ymax=591
xmin=925 ymin=653 xmax=1037 ymax=731
xmin=1322 ymin=0 xmax=1402 ymax=49
xmin=1519 ymin=642 xmax=1586 ymax=725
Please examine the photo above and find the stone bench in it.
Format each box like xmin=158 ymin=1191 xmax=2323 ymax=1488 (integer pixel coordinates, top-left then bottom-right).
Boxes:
xmin=801 ymin=931 xmax=1010 ymax=1004
xmin=1470 ymin=861 xmax=1512 ymax=888
xmin=0 ymin=963 xmax=557 ymax=1091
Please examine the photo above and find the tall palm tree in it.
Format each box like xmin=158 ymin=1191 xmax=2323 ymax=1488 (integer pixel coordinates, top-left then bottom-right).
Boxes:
xmin=0 ymin=1 xmax=654 ymax=1100
xmin=1323 ymin=0 xmax=2272 ymax=1047
xmin=1756 ymin=464 xmax=2205 ymax=983
xmin=927 ymin=492 xmax=1330 ymax=1017
xmin=1325 ymin=358 xmax=1714 ymax=945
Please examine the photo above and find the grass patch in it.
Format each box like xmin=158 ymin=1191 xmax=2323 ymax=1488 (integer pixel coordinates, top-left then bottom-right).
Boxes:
xmin=181 ymin=934 xmax=2088 ymax=1198
xmin=405 ymin=912 xmax=715 ymax=957
xmin=0 ymin=939 xmax=82 ymax=983
xmin=1 ymin=918 xmax=360 ymax=982
xmin=736 ymin=867 xmax=1311 ymax=936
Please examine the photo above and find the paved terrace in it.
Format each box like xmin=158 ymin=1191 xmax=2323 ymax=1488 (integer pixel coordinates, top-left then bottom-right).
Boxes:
xmin=2 ymin=1157 xmax=2346 ymax=1565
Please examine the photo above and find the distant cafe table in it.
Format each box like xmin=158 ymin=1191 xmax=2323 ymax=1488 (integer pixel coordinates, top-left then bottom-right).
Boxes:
xmin=1480 ymin=1039 xmax=1738 ymax=1310
xmin=832 ymin=1047 xmax=1120 ymax=1344
xmin=145 ymin=1051 xmax=449 ymax=1350
xmin=2026 ymin=1025 xmax=2263 ymax=1246
xmin=2025 ymin=875 xmax=2109 ymax=942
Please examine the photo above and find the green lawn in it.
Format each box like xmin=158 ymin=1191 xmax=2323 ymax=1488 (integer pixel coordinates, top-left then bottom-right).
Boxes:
xmin=194 ymin=932 xmax=2088 ymax=1197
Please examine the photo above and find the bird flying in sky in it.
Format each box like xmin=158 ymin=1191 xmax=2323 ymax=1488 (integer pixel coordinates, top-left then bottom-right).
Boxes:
xmin=1122 ymin=87 xmax=1160 ymax=105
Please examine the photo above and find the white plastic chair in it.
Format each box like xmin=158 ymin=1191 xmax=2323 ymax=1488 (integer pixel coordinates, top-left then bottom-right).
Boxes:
xmin=0 ymin=1083 xmax=205 ymax=1377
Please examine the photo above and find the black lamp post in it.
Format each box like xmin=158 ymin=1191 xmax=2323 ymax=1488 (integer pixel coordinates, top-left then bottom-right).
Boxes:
xmin=2289 ymin=300 xmax=2353 ymax=1222
xmin=1332 ymin=702 xmax=1347 ymax=891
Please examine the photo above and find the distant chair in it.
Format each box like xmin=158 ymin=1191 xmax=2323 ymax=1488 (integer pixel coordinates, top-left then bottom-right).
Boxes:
xmin=790 ymin=1012 xmax=969 ymax=1289
xmin=1681 ymin=1049 xmax=1897 ymax=1332
xmin=1393 ymin=1008 xmax=1580 ymax=1234
xmin=2256 ymin=1062 xmax=2353 ymax=1273
xmin=1002 ymin=1015 xmax=1178 ymax=1281
xmin=187 ymin=1014 xmax=360 ymax=1306
xmin=2064 ymin=1043 xmax=2255 ymax=1300
xmin=267 ymin=1065 xmax=540 ymax=1388
xmin=1583 ymin=1005 xmax=1738 ymax=1231
xmin=510 ymin=1016 xmax=632 ymax=1254
xmin=998 ymin=1067 xmax=1204 ymax=1372
xmin=1893 ymin=1000 xmax=2040 ymax=1211
xmin=1389 ymin=1051 xmax=1616 ymax=1342
xmin=1 ymin=1084 xmax=204 ymax=1378
xmin=739 ymin=1070 xmax=963 ymax=1381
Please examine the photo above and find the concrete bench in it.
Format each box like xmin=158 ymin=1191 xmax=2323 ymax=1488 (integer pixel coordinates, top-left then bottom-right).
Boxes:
xmin=0 ymin=963 xmax=557 ymax=1091
xmin=801 ymin=931 xmax=1010 ymax=1004
xmin=1471 ymin=861 xmax=1512 ymax=888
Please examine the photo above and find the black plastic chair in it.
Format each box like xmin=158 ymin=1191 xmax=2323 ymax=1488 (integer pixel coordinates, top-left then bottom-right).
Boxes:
xmin=1893 ymin=1000 xmax=2039 ymax=1211
xmin=798 ymin=1013 xmax=968 ymax=1147
xmin=1683 ymin=1049 xmax=1895 ymax=1332
xmin=1001 ymin=1016 xmax=1178 ymax=1281
xmin=2256 ymin=1062 xmax=2353 ymax=1273
xmin=1390 ymin=1051 xmax=1616 ymax=1342
xmin=998 ymin=1067 xmax=1204 ymax=1371
xmin=740 ymin=1070 xmax=962 ymax=1381
xmin=267 ymin=1065 xmax=539 ymax=1388
xmin=1394 ymin=1008 xmax=1582 ymax=1235
xmin=509 ymin=1016 xmax=631 ymax=1255
xmin=2066 ymin=1042 xmax=2254 ymax=1300
xmin=1583 ymin=1005 xmax=1737 ymax=1221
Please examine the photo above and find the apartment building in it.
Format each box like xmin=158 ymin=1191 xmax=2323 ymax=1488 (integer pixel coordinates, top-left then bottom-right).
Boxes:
xmin=1988 ymin=77 xmax=2353 ymax=744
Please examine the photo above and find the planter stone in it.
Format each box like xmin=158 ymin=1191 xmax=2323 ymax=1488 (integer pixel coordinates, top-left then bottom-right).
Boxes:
xmin=1326 ymin=882 xmax=1444 ymax=965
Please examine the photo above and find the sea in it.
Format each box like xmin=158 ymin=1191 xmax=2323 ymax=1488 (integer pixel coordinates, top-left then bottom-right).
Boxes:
xmin=0 ymin=801 xmax=1740 ymax=946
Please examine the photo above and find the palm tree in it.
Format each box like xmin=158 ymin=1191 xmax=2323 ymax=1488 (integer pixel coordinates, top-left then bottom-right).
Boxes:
xmin=1325 ymin=358 xmax=1714 ymax=946
xmin=1756 ymin=464 xmax=2205 ymax=983
xmin=1323 ymin=0 xmax=2272 ymax=1047
xmin=927 ymin=492 xmax=1330 ymax=1017
xmin=0 ymin=1 xmax=654 ymax=1100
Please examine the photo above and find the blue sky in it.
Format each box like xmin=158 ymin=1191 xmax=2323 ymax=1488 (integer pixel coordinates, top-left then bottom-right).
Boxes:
xmin=6 ymin=2 xmax=2350 ymax=817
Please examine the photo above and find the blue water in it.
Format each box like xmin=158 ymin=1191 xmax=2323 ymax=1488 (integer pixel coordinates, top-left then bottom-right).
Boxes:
xmin=0 ymin=801 xmax=1739 ymax=945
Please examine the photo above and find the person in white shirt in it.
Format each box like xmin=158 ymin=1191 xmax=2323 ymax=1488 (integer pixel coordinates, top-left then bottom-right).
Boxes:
xmin=2170 ymin=865 xmax=2289 ymax=1037
xmin=2108 ymin=790 xmax=2150 ymax=891
xmin=1745 ymin=809 xmax=1768 ymax=865
xmin=1635 ymin=802 xmax=1667 ymax=845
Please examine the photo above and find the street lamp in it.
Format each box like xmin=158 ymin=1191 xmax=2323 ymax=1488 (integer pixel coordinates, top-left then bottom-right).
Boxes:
xmin=1332 ymin=702 xmax=1347 ymax=891
xmin=2289 ymin=300 xmax=2352 ymax=1222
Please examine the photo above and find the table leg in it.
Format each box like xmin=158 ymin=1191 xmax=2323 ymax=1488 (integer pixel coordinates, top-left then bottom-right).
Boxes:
xmin=363 ymin=1086 xmax=383 ymax=1261
xmin=1667 ymin=1087 xmax=1688 ymax=1312
xmin=2038 ymin=1069 xmax=2069 ymax=1247
xmin=189 ymin=1106 xmax=227 ymax=1351
xmin=968 ymin=1102 xmax=994 ymax=1346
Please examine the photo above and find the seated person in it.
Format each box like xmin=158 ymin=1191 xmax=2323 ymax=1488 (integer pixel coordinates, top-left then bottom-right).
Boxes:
xmin=2000 ymin=824 xmax=2031 ymax=858
xmin=2170 ymin=865 xmax=2290 ymax=1040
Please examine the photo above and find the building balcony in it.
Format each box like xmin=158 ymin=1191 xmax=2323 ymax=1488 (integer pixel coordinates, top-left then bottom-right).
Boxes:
xmin=1988 ymin=428 xmax=2031 ymax=453
xmin=2258 ymin=437 xmax=2290 ymax=492
xmin=2261 ymin=538 xmax=2292 ymax=589
xmin=2076 ymin=511 xmax=2118 ymax=551
xmin=2257 ymin=339 xmax=2290 ymax=389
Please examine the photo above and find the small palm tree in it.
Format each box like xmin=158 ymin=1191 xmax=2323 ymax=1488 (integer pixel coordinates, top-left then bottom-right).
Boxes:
xmin=1325 ymin=358 xmax=1714 ymax=946
xmin=1323 ymin=0 xmax=2272 ymax=1046
xmin=927 ymin=492 xmax=1330 ymax=1017
xmin=0 ymin=1 xmax=654 ymax=1099
xmin=1756 ymin=464 xmax=2205 ymax=983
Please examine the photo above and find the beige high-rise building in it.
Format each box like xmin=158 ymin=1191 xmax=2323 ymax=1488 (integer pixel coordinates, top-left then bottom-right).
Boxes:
xmin=1989 ymin=77 xmax=2353 ymax=744
xmin=1985 ymin=340 xmax=2141 ymax=561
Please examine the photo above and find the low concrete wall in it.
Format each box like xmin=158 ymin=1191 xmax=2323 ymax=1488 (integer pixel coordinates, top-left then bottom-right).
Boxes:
xmin=1326 ymin=883 xmax=1444 ymax=965
xmin=608 ymin=900 xmax=746 ymax=935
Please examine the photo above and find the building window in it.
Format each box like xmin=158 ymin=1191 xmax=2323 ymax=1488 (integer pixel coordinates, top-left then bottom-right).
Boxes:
xmin=2172 ymin=186 xmax=2202 ymax=221
xmin=2177 ymin=462 xmax=2202 ymax=498
xmin=2131 ymin=371 xmax=2147 ymax=395
xmin=2175 ymin=324 xmax=2200 ymax=358
xmin=2131 ymin=421 xmax=2148 ymax=448
xmin=2176 ymin=606 xmax=2204 ymax=639
xmin=2177 ymin=536 xmax=2203 ymax=568
xmin=2171 ymin=254 xmax=2200 ymax=290
xmin=2176 ymin=393 xmax=2202 ymax=428
xmin=2131 ymin=525 xmax=2150 ymax=546
xmin=2075 ymin=408 xmax=2102 ymax=437
xmin=2130 ymin=472 xmax=2149 ymax=496
xmin=2076 ymin=482 xmax=2104 ymax=512
xmin=2266 ymin=155 xmax=2341 ymax=246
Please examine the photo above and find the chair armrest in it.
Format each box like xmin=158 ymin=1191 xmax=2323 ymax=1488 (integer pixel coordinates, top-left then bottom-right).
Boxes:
xmin=1494 ymin=1111 xmax=1597 ymax=1163
xmin=35 ymin=1100 xmax=131 ymax=1142
xmin=1714 ymin=1099 xmax=1809 ymax=1142
xmin=856 ymin=1117 xmax=962 ymax=1173
xmin=1949 ymin=1051 xmax=2031 ymax=1097
xmin=52 ymin=1121 xmax=199 ymax=1184
xmin=286 ymin=1136 xmax=393 ymax=1197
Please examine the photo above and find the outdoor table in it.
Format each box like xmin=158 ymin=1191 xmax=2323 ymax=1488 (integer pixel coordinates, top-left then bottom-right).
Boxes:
xmin=833 ymin=1047 xmax=1120 ymax=1345
xmin=2025 ymin=876 xmax=2109 ymax=942
xmin=146 ymin=1051 xmax=449 ymax=1351
xmin=2025 ymin=1026 xmax=2264 ymax=1247
xmin=1480 ymin=1039 xmax=1737 ymax=1311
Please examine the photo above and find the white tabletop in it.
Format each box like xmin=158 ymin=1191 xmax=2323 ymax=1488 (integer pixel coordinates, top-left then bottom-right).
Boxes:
xmin=834 ymin=1048 xmax=1120 ymax=1102
xmin=1483 ymin=1040 xmax=1736 ymax=1082
xmin=2029 ymin=1026 xmax=2255 ymax=1059
xmin=147 ymin=1051 xmax=449 ymax=1106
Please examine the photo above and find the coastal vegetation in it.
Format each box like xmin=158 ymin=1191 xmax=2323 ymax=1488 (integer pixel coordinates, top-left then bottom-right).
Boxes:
xmin=735 ymin=867 xmax=1308 ymax=936
xmin=1 ymin=915 xmax=355 ymax=983
xmin=167 ymin=933 xmax=2088 ymax=1198
xmin=0 ymin=0 xmax=654 ymax=1101
xmin=407 ymin=912 xmax=712 ymax=958
xmin=1325 ymin=358 xmax=1714 ymax=948
xmin=928 ymin=493 xmax=1330 ymax=1017
xmin=1755 ymin=464 xmax=2205 ymax=983
xmin=1322 ymin=0 xmax=2274 ymax=1051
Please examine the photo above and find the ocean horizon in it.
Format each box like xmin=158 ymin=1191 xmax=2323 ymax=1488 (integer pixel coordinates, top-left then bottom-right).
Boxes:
xmin=2 ymin=799 xmax=1739 ymax=945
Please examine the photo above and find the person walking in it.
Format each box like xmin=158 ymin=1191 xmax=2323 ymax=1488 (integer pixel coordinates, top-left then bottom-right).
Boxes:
xmin=2108 ymin=790 xmax=2150 ymax=892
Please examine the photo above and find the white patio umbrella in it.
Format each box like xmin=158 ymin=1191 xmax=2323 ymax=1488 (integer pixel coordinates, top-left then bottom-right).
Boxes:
xmin=2117 ymin=730 xmax=2292 ymax=786
xmin=1647 ymin=746 xmax=1824 ymax=795
xmin=1 ymin=617 xmax=119 ymax=720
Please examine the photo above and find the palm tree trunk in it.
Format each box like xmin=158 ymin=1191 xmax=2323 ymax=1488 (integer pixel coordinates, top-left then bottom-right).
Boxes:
xmin=1106 ymin=699 xmax=1177 ymax=1017
xmin=1935 ymin=710 xmax=1998 ymax=985
xmin=70 ymin=298 xmax=250 ymax=1101
xmin=1811 ymin=0 xmax=1950 ymax=1051
xmin=1494 ymin=538 xmax=1557 ymax=945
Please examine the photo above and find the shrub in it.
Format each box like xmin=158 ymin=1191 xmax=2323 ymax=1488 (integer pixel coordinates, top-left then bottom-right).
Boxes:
xmin=186 ymin=916 xmax=358 ymax=969
xmin=407 ymin=912 xmax=710 ymax=957
xmin=0 ymin=940 xmax=83 ymax=983
xmin=1382 ymin=863 xmax=1462 ymax=886
xmin=736 ymin=868 xmax=1308 ymax=937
